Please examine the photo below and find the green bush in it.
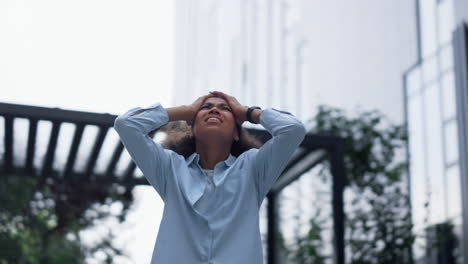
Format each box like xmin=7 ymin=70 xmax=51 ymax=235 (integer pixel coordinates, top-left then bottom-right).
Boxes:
xmin=0 ymin=171 xmax=134 ymax=263
xmin=282 ymin=105 xmax=415 ymax=264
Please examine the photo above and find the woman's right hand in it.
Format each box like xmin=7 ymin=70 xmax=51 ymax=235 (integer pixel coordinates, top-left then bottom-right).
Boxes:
xmin=186 ymin=94 xmax=212 ymax=125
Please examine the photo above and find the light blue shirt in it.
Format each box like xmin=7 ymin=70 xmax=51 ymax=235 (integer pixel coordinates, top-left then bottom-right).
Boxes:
xmin=113 ymin=103 xmax=306 ymax=264
xmin=195 ymin=169 xmax=215 ymax=215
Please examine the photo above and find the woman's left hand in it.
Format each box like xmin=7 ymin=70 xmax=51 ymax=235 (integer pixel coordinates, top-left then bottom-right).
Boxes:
xmin=209 ymin=91 xmax=248 ymax=124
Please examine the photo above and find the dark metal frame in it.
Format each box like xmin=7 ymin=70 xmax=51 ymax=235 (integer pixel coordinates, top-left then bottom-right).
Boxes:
xmin=0 ymin=102 xmax=347 ymax=264
xmin=247 ymin=128 xmax=347 ymax=264
xmin=252 ymin=131 xmax=348 ymax=264
xmin=402 ymin=68 xmax=416 ymax=263
xmin=0 ymin=102 xmax=144 ymax=184
xmin=453 ymin=22 xmax=468 ymax=264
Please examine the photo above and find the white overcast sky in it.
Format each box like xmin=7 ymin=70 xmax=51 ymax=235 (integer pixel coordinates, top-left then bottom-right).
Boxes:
xmin=1 ymin=1 xmax=173 ymax=263
xmin=0 ymin=0 xmax=173 ymax=114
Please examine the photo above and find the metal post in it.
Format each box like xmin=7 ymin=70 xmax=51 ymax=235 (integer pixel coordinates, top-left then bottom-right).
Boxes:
xmin=267 ymin=192 xmax=278 ymax=264
xmin=330 ymin=143 xmax=346 ymax=264
xmin=453 ymin=22 xmax=468 ymax=264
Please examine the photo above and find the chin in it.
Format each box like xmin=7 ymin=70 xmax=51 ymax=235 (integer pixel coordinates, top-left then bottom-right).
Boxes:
xmin=200 ymin=129 xmax=230 ymax=139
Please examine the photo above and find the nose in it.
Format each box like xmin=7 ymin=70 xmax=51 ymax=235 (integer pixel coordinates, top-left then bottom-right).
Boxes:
xmin=209 ymin=108 xmax=220 ymax=115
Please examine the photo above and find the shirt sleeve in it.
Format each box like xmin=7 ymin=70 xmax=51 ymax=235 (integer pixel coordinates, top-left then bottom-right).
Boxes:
xmin=113 ymin=103 xmax=172 ymax=201
xmin=250 ymin=108 xmax=306 ymax=206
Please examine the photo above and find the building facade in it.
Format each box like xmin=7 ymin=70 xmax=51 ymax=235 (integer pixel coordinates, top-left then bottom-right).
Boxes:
xmin=172 ymin=0 xmax=468 ymax=263
xmin=404 ymin=0 xmax=468 ymax=263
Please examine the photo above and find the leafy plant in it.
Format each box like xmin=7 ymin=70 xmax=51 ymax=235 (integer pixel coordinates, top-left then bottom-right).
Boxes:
xmin=282 ymin=104 xmax=415 ymax=263
xmin=0 ymin=169 xmax=135 ymax=263
xmin=286 ymin=209 xmax=330 ymax=264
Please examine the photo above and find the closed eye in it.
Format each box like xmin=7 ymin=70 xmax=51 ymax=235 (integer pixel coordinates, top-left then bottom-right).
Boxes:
xmin=200 ymin=104 xmax=231 ymax=111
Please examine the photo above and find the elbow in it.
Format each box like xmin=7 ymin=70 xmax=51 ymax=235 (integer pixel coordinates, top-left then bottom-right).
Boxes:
xmin=291 ymin=121 xmax=307 ymax=142
xmin=113 ymin=115 xmax=130 ymax=132
xmin=113 ymin=116 xmax=123 ymax=130
xmin=280 ymin=120 xmax=306 ymax=144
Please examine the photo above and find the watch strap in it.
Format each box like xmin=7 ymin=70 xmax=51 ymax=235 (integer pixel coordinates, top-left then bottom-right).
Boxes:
xmin=246 ymin=106 xmax=262 ymax=123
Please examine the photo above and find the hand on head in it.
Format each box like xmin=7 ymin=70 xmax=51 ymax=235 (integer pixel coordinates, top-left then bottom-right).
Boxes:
xmin=187 ymin=91 xmax=247 ymax=126
xmin=187 ymin=94 xmax=212 ymax=125
xmin=208 ymin=91 xmax=248 ymax=124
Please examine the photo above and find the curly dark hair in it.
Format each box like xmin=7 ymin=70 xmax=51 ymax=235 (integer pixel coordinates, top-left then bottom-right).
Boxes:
xmin=154 ymin=120 xmax=263 ymax=159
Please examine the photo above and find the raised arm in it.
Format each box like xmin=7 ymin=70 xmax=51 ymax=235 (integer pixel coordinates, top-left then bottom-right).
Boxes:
xmin=114 ymin=103 xmax=173 ymax=201
xmin=250 ymin=109 xmax=306 ymax=206
xmin=130 ymin=104 xmax=193 ymax=121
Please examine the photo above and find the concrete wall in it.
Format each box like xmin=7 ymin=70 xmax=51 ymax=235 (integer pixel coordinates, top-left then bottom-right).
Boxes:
xmin=298 ymin=0 xmax=418 ymax=124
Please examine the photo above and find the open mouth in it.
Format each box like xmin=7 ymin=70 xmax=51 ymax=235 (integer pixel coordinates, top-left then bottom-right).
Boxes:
xmin=205 ymin=116 xmax=222 ymax=123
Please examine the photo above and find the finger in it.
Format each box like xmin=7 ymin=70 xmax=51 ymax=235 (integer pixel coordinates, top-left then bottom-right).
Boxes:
xmin=210 ymin=91 xmax=232 ymax=102
xmin=218 ymin=91 xmax=235 ymax=101
xmin=209 ymin=91 xmax=241 ymax=109
xmin=209 ymin=91 xmax=227 ymax=102
xmin=210 ymin=90 xmax=227 ymax=97
xmin=200 ymin=94 xmax=211 ymax=100
xmin=198 ymin=95 xmax=208 ymax=103
xmin=196 ymin=94 xmax=212 ymax=104
xmin=204 ymin=93 xmax=216 ymax=102
xmin=209 ymin=91 xmax=221 ymax=98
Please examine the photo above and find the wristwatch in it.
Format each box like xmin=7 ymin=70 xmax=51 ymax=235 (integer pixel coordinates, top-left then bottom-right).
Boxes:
xmin=246 ymin=106 xmax=262 ymax=124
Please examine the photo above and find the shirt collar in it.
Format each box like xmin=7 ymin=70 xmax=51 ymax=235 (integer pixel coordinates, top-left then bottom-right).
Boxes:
xmin=186 ymin=152 xmax=236 ymax=167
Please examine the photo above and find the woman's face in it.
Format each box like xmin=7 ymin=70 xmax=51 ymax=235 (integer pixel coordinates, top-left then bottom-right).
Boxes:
xmin=192 ymin=96 xmax=239 ymax=143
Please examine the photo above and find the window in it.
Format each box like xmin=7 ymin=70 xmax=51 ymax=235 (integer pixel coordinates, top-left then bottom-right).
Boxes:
xmin=407 ymin=67 xmax=422 ymax=97
xmin=446 ymin=164 xmax=461 ymax=219
xmin=444 ymin=120 xmax=459 ymax=165
xmin=424 ymin=84 xmax=445 ymax=224
xmin=437 ymin=0 xmax=455 ymax=47
xmin=408 ymin=94 xmax=426 ymax=230
xmin=440 ymin=45 xmax=454 ymax=72
xmin=422 ymin=55 xmax=438 ymax=85
xmin=441 ymin=71 xmax=456 ymax=120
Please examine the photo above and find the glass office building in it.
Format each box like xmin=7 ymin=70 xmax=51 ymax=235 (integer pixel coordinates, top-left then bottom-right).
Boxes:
xmin=404 ymin=0 xmax=468 ymax=263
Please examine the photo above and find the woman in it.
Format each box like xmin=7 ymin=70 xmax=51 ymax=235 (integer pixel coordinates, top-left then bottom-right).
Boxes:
xmin=113 ymin=91 xmax=306 ymax=264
